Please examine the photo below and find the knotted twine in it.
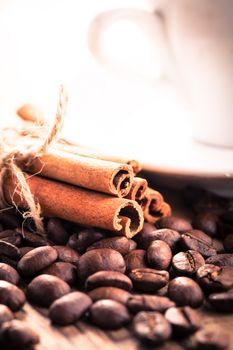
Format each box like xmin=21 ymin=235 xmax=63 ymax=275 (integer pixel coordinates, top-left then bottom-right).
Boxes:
xmin=0 ymin=85 xmax=68 ymax=234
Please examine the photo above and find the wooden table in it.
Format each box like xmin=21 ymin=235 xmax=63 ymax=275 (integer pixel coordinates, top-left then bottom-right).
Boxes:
xmin=15 ymin=187 xmax=233 ymax=350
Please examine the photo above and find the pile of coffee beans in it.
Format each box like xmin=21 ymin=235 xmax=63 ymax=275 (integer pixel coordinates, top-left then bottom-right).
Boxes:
xmin=0 ymin=187 xmax=232 ymax=349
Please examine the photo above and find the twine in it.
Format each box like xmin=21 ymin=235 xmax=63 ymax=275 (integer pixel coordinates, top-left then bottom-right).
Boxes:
xmin=0 ymin=85 xmax=68 ymax=234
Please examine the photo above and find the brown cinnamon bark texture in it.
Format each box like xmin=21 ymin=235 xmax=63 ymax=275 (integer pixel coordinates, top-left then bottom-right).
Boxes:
xmin=4 ymin=174 xmax=144 ymax=238
xmin=126 ymin=177 xmax=148 ymax=201
xmin=20 ymin=149 xmax=134 ymax=198
xmin=139 ymin=188 xmax=166 ymax=224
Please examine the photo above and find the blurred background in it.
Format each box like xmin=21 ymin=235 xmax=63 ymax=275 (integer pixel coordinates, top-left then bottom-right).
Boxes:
xmin=0 ymin=0 xmax=233 ymax=194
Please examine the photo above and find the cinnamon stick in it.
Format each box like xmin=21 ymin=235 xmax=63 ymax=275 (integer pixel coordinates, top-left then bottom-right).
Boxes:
xmin=126 ymin=177 xmax=148 ymax=201
xmin=20 ymin=149 xmax=134 ymax=198
xmin=139 ymin=188 xmax=165 ymax=224
xmin=4 ymin=173 xmax=144 ymax=238
xmin=16 ymin=104 xmax=142 ymax=175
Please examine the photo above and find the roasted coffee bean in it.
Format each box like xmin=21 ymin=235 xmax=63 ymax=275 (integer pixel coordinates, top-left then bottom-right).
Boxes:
xmin=172 ymin=250 xmax=205 ymax=276
xmin=147 ymin=240 xmax=172 ymax=270
xmin=27 ymin=274 xmax=71 ymax=307
xmin=223 ymin=234 xmax=233 ymax=253
xmin=132 ymin=311 xmax=172 ymax=344
xmin=85 ymin=271 xmax=132 ymax=291
xmin=192 ymin=190 xmax=229 ymax=215
xmin=208 ymin=291 xmax=233 ymax=312
xmin=88 ymin=287 xmax=131 ymax=305
xmin=128 ymin=239 xmax=137 ymax=252
xmin=197 ymin=264 xmax=233 ymax=292
xmin=0 ymin=241 xmax=20 ymax=260
xmin=168 ymin=277 xmax=204 ymax=308
xmin=0 ymin=262 xmax=20 ymax=285
xmin=135 ymin=223 xmax=157 ymax=248
xmin=67 ymin=228 xmax=105 ymax=253
xmin=90 ymin=299 xmax=130 ymax=329
xmin=16 ymin=228 xmax=50 ymax=247
xmin=138 ymin=228 xmax=181 ymax=253
xmin=0 ymin=280 xmax=25 ymax=311
xmin=49 ymin=291 xmax=92 ymax=325
xmin=183 ymin=326 xmax=229 ymax=350
xmin=0 ymin=305 xmax=14 ymax=325
xmin=87 ymin=236 xmax=130 ymax=256
xmin=165 ymin=306 xmax=200 ymax=336
xmin=0 ymin=230 xmax=22 ymax=247
xmin=18 ymin=246 xmax=34 ymax=257
xmin=206 ymin=254 xmax=233 ymax=267
xmin=53 ymin=245 xmax=80 ymax=265
xmin=156 ymin=285 xmax=168 ymax=297
xmin=0 ymin=256 xmax=18 ymax=269
xmin=0 ymin=210 xmax=21 ymax=229
xmin=129 ymin=268 xmax=169 ymax=292
xmin=127 ymin=295 xmax=175 ymax=313
xmin=77 ymin=248 xmax=126 ymax=282
xmin=124 ymin=249 xmax=147 ymax=273
xmin=180 ymin=230 xmax=216 ymax=258
xmin=43 ymin=262 xmax=77 ymax=285
xmin=0 ymin=319 xmax=39 ymax=350
xmin=193 ymin=212 xmax=218 ymax=237
xmin=17 ymin=246 xmax=58 ymax=276
xmin=212 ymin=239 xmax=225 ymax=253
xmin=156 ymin=216 xmax=192 ymax=233
xmin=47 ymin=218 xmax=70 ymax=245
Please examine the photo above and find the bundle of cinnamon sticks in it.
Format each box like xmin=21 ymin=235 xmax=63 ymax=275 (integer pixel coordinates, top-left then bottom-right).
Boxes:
xmin=3 ymin=104 xmax=171 ymax=239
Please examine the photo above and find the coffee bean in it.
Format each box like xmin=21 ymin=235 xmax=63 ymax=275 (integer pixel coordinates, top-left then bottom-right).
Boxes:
xmin=147 ymin=240 xmax=172 ymax=270
xmin=0 ymin=230 xmax=22 ymax=247
xmin=128 ymin=239 xmax=137 ymax=252
xmin=129 ymin=268 xmax=169 ymax=292
xmin=0 ymin=280 xmax=25 ymax=311
xmin=0 ymin=256 xmax=18 ymax=269
xmin=87 ymin=236 xmax=130 ymax=256
xmin=132 ymin=311 xmax=172 ymax=344
xmin=47 ymin=218 xmax=70 ymax=245
xmin=183 ymin=326 xmax=229 ymax=350
xmin=17 ymin=246 xmax=58 ymax=276
xmin=206 ymin=254 xmax=233 ymax=267
xmin=172 ymin=250 xmax=205 ymax=276
xmin=0 ymin=305 xmax=14 ymax=325
xmin=168 ymin=277 xmax=204 ymax=308
xmin=77 ymin=248 xmax=126 ymax=282
xmin=192 ymin=191 xmax=229 ymax=215
xmin=180 ymin=230 xmax=216 ymax=258
xmin=0 ymin=210 xmax=21 ymax=229
xmin=135 ymin=223 xmax=157 ymax=248
xmin=197 ymin=264 xmax=233 ymax=292
xmin=43 ymin=262 xmax=77 ymax=285
xmin=67 ymin=228 xmax=105 ymax=254
xmin=193 ymin=212 xmax=218 ymax=237
xmin=156 ymin=285 xmax=168 ymax=297
xmin=85 ymin=271 xmax=132 ymax=291
xmin=88 ymin=287 xmax=131 ymax=305
xmin=0 ymin=320 xmax=39 ymax=350
xmin=16 ymin=228 xmax=50 ymax=247
xmin=165 ymin=306 xmax=200 ymax=336
xmin=90 ymin=299 xmax=130 ymax=329
xmin=208 ymin=291 xmax=233 ymax=312
xmin=223 ymin=234 xmax=233 ymax=253
xmin=127 ymin=295 xmax=175 ymax=313
xmin=18 ymin=246 xmax=34 ymax=257
xmin=0 ymin=263 xmax=20 ymax=285
xmin=53 ymin=245 xmax=80 ymax=265
xmin=49 ymin=291 xmax=92 ymax=325
xmin=27 ymin=274 xmax=71 ymax=307
xmin=212 ymin=239 xmax=225 ymax=254
xmin=156 ymin=216 xmax=192 ymax=233
xmin=124 ymin=249 xmax=147 ymax=273
xmin=0 ymin=241 xmax=20 ymax=260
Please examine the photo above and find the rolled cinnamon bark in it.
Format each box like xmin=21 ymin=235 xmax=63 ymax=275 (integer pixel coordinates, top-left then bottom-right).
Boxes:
xmin=139 ymin=188 xmax=165 ymax=224
xmin=4 ymin=174 xmax=144 ymax=238
xmin=20 ymin=149 xmax=134 ymax=198
xmin=16 ymin=104 xmax=142 ymax=175
xmin=126 ymin=177 xmax=148 ymax=201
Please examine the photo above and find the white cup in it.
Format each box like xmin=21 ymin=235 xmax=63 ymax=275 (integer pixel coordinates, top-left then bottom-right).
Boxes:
xmin=88 ymin=0 xmax=233 ymax=149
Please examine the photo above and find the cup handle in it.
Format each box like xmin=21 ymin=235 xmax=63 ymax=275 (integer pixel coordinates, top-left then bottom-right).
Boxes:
xmin=87 ymin=8 xmax=169 ymax=80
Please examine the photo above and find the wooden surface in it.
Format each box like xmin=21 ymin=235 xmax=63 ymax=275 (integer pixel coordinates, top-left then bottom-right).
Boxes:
xmin=15 ymin=187 xmax=233 ymax=350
